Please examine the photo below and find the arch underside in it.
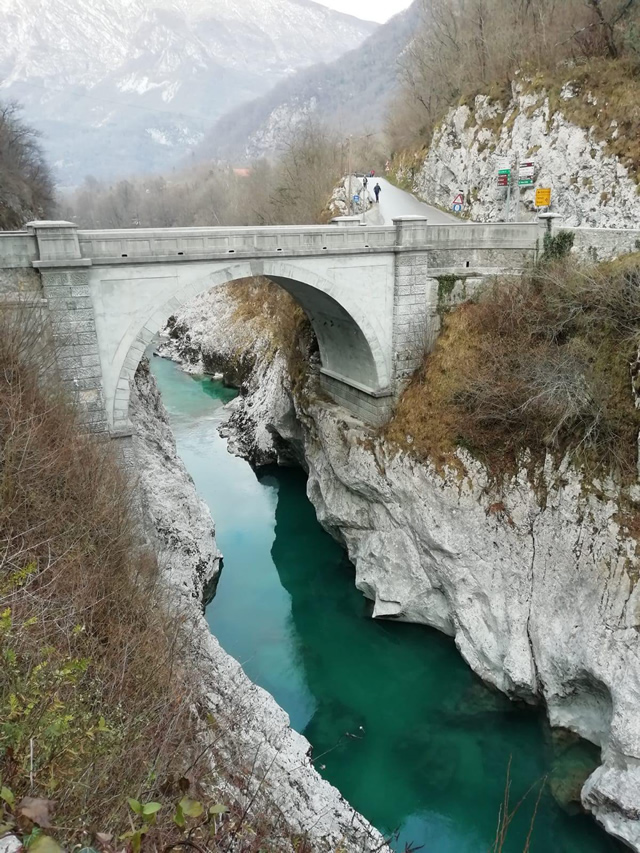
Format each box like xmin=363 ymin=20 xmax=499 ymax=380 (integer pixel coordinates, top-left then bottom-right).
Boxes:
xmin=98 ymin=260 xmax=392 ymax=431
xmin=266 ymin=275 xmax=382 ymax=392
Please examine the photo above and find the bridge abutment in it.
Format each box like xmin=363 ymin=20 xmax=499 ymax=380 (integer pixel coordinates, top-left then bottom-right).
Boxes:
xmin=318 ymin=373 xmax=394 ymax=425
xmin=391 ymin=218 xmax=440 ymax=387
xmin=28 ymin=222 xmax=110 ymax=435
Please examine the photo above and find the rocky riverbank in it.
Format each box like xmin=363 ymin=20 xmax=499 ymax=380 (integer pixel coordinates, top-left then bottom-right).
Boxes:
xmin=159 ymin=283 xmax=640 ymax=851
xmin=127 ymin=358 xmax=386 ymax=852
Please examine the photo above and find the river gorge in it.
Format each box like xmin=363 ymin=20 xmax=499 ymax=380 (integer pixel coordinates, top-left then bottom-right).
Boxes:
xmin=146 ymin=352 xmax=624 ymax=853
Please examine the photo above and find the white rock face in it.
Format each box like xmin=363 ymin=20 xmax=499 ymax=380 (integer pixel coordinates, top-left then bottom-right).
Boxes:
xmin=129 ymin=358 xmax=221 ymax=601
xmin=128 ymin=358 xmax=386 ymax=851
xmin=299 ymin=411 xmax=640 ymax=850
xmin=327 ymin=176 xmax=371 ymax=218
xmin=0 ymin=836 xmax=22 ymax=853
xmin=409 ymin=85 xmax=640 ymax=228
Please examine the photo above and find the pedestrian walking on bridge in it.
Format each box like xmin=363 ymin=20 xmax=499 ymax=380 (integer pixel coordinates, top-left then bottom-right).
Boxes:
xmin=374 ymin=182 xmax=381 ymax=203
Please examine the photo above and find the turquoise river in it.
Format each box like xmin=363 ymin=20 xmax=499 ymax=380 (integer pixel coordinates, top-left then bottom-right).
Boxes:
xmin=150 ymin=355 xmax=624 ymax=853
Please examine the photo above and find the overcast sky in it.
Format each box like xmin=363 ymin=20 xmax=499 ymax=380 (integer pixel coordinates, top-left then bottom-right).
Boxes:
xmin=318 ymin=0 xmax=413 ymax=23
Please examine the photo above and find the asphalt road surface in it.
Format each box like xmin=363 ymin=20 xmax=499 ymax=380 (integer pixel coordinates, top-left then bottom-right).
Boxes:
xmin=362 ymin=176 xmax=459 ymax=226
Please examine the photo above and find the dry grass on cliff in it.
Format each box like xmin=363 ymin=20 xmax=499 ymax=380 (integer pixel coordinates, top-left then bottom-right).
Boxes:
xmin=386 ymin=254 xmax=640 ymax=480
xmin=227 ymin=277 xmax=314 ymax=394
xmin=0 ymin=307 xmax=319 ymax=852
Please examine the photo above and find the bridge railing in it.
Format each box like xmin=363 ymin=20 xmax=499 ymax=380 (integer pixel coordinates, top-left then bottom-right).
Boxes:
xmin=2 ymin=219 xmax=545 ymax=268
xmin=76 ymin=224 xmax=398 ymax=260
xmin=0 ymin=232 xmax=39 ymax=268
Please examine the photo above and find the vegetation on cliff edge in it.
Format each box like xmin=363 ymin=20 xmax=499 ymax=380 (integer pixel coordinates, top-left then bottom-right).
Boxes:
xmin=386 ymin=252 xmax=640 ymax=482
xmin=387 ymin=0 xmax=640 ymax=170
xmin=0 ymin=101 xmax=54 ymax=230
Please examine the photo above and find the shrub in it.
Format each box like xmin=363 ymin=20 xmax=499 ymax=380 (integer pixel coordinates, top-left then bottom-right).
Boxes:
xmin=542 ymin=230 xmax=575 ymax=262
xmin=0 ymin=305 xmax=209 ymax=844
xmin=0 ymin=102 xmax=54 ymax=229
xmin=227 ymin=278 xmax=315 ymax=397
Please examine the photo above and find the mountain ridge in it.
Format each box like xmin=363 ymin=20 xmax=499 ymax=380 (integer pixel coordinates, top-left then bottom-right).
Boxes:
xmin=196 ymin=0 xmax=420 ymax=164
xmin=0 ymin=0 xmax=376 ymax=183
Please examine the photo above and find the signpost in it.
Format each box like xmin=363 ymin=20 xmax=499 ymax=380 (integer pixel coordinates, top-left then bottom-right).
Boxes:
xmin=452 ymin=192 xmax=464 ymax=213
xmin=497 ymin=157 xmax=512 ymax=220
xmin=535 ymin=187 xmax=552 ymax=208
xmin=497 ymin=156 xmax=539 ymax=220
xmin=518 ymin=161 xmax=535 ymax=186
xmin=353 ymin=194 xmax=360 ymax=204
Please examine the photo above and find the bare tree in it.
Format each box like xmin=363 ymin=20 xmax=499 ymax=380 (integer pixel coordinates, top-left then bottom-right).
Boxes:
xmin=0 ymin=102 xmax=54 ymax=229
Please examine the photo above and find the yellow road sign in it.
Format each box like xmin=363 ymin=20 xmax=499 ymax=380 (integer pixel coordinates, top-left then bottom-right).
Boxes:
xmin=535 ymin=188 xmax=552 ymax=207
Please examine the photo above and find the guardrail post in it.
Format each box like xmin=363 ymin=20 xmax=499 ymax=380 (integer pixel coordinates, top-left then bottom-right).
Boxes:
xmin=26 ymin=220 xmax=82 ymax=263
xmin=393 ymin=215 xmax=428 ymax=247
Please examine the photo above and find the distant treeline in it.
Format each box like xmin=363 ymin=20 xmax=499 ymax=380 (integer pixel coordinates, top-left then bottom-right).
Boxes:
xmin=59 ymin=123 xmax=348 ymax=229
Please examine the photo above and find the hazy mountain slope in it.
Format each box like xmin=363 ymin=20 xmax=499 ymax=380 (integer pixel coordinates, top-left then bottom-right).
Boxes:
xmin=197 ymin=1 xmax=420 ymax=163
xmin=0 ymin=0 xmax=376 ymax=184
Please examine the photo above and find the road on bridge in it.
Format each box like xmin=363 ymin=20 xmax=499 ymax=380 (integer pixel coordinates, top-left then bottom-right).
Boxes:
xmin=362 ymin=176 xmax=459 ymax=226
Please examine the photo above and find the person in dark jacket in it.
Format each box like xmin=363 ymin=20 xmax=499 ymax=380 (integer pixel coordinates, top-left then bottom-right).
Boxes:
xmin=374 ymin=182 xmax=381 ymax=203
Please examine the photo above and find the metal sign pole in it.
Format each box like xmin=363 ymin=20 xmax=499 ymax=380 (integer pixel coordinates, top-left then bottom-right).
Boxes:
xmin=348 ymin=135 xmax=353 ymax=216
xmin=515 ymin=152 xmax=520 ymax=222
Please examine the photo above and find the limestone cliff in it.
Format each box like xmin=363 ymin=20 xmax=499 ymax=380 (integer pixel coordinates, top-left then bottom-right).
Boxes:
xmin=397 ymin=82 xmax=640 ymax=230
xmin=127 ymin=359 xmax=386 ymax=852
xmin=162 ymin=288 xmax=640 ymax=851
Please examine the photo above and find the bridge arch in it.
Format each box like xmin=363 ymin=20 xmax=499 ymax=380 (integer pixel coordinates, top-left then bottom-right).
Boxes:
xmin=95 ymin=259 xmax=392 ymax=432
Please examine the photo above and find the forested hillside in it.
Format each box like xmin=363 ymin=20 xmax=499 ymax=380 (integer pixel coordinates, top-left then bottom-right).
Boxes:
xmin=387 ymin=0 xmax=640 ymax=155
xmin=60 ymin=124 xmax=344 ymax=228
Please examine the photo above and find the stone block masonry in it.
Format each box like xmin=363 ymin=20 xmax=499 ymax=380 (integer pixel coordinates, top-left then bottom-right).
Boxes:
xmin=391 ymin=253 xmax=440 ymax=384
xmin=39 ymin=267 xmax=109 ymax=435
xmin=319 ymin=374 xmax=394 ymax=426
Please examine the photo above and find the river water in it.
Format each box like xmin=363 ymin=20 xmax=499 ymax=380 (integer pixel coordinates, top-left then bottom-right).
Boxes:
xmin=149 ymin=355 xmax=623 ymax=853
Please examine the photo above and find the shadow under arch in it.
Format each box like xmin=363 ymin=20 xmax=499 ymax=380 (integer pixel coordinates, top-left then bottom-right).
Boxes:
xmin=266 ymin=273 xmax=382 ymax=389
xmin=107 ymin=259 xmax=390 ymax=431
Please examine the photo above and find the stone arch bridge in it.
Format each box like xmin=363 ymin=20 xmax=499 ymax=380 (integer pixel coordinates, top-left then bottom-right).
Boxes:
xmin=1 ymin=218 xmax=545 ymax=435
